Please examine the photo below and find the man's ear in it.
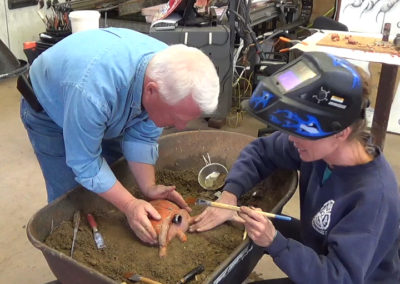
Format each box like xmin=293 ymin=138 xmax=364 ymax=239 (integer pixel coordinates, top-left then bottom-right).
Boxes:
xmin=143 ymin=79 xmax=159 ymax=103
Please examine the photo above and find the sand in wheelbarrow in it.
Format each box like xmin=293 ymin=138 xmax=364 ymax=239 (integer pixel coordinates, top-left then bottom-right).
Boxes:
xmin=44 ymin=169 xmax=289 ymax=283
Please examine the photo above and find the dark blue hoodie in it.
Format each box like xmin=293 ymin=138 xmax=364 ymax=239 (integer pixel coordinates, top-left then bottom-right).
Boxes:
xmin=225 ymin=132 xmax=400 ymax=283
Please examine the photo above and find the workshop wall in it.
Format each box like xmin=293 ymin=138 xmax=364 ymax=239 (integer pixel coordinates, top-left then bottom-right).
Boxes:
xmin=310 ymin=0 xmax=400 ymax=127
xmin=0 ymin=0 xmax=347 ymax=61
xmin=1 ymin=0 xmax=397 ymax=116
xmin=0 ymin=0 xmax=7 ymax=46
xmin=311 ymin=0 xmax=336 ymax=22
xmin=368 ymin=63 xmax=400 ymax=129
xmin=0 ymin=0 xmax=46 ymax=60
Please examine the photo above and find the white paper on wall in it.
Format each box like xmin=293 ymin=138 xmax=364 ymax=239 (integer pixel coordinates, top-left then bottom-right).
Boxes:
xmin=388 ymin=84 xmax=400 ymax=134
xmin=366 ymin=83 xmax=400 ymax=134
xmin=337 ymin=0 xmax=400 ymax=134
xmin=337 ymin=0 xmax=400 ymax=35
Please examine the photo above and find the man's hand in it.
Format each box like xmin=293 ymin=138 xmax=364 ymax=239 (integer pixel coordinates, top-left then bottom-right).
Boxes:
xmin=99 ymin=180 xmax=163 ymax=244
xmin=142 ymin=184 xmax=191 ymax=212
xmin=123 ymin=198 xmax=161 ymax=244
xmin=128 ymin=161 xmax=190 ymax=211
xmin=238 ymin=206 xmax=277 ymax=247
xmin=189 ymin=191 xmax=242 ymax=232
xmin=123 ymin=184 xmax=190 ymax=243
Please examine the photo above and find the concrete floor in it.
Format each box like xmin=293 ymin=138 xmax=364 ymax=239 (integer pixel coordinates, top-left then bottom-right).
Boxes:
xmin=0 ymin=77 xmax=399 ymax=283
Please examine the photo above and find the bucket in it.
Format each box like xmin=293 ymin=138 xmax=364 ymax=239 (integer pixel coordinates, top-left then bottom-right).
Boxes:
xmin=69 ymin=10 xmax=100 ymax=33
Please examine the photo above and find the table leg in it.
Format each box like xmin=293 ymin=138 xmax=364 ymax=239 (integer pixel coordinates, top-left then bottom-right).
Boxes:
xmin=371 ymin=63 xmax=399 ymax=150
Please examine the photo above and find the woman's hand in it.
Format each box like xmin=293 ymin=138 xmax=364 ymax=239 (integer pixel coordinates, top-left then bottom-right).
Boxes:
xmin=189 ymin=191 xmax=242 ymax=232
xmin=238 ymin=206 xmax=277 ymax=247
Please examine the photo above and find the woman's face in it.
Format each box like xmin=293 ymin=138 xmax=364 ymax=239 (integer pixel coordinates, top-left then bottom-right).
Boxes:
xmin=288 ymin=134 xmax=340 ymax=162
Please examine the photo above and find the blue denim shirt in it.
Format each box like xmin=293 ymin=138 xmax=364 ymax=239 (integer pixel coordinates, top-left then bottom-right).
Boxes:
xmin=29 ymin=28 xmax=167 ymax=193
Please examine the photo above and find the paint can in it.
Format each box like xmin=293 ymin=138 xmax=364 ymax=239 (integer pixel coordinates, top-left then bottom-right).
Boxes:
xmin=69 ymin=10 xmax=100 ymax=34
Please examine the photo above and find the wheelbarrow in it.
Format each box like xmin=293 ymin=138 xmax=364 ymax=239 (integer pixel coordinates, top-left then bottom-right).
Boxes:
xmin=27 ymin=130 xmax=298 ymax=284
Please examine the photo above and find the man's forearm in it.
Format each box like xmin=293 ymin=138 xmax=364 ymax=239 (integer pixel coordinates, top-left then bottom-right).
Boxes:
xmin=128 ymin=161 xmax=156 ymax=196
xmin=100 ymin=162 xmax=156 ymax=213
xmin=99 ymin=180 xmax=136 ymax=214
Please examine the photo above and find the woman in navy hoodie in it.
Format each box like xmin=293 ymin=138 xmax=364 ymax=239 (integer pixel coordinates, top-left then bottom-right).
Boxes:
xmin=190 ymin=52 xmax=400 ymax=283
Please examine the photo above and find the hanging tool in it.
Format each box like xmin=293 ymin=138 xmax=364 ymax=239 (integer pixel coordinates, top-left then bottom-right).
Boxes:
xmin=70 ymin=210 xmax=81 ymax=257
xmin=196 ymin=199 xmax=292 ymax=221
xmin=177 ymin=265 xmax=205 ymax=284
xmin=277 ymin=36 xmax=308 ymax=53
xmin=124 ymin=272 xmax=162 ymax=284
xmin=278 ymin=36 xmax=308 ymax=46
xmin=87 ymin=213 xmax=106 ymax=249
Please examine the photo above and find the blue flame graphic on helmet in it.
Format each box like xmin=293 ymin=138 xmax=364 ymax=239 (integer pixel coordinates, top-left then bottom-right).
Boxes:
xmin=250 ymin=90 xmax=275 ymax=111
xmin=328 ymin=54 xmax=361 ymax=89
xmin=270 ymin=110 xmax=333 ymax=138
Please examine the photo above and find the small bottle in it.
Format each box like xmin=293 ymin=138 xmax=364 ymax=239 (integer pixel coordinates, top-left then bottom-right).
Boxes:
xmin=382 ymin=23 xmax=391 ymax=42
xmin=394 ymin=33 xmax=400 ymax=48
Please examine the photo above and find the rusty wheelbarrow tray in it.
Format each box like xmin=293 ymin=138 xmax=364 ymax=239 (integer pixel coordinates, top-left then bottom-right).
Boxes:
xmin=27 ymin=130 xmax=298 ymax=284
xmin=0 ymin=39 xmax=29 ymax=81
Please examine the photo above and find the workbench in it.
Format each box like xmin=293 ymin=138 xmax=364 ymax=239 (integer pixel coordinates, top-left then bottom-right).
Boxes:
xmin=100 ymin=18 xmax=150 ymax=34
xmin=292 ymin=30 xmax=400 ymax=150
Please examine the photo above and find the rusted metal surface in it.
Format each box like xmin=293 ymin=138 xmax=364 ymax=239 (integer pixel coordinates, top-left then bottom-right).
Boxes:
xmin=27 ymin=130 xmax=298 ymax=284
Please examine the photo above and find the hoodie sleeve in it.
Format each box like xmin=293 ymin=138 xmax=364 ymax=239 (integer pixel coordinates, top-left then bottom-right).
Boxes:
xmin=224 ymin=131 xmax=301 ymax=197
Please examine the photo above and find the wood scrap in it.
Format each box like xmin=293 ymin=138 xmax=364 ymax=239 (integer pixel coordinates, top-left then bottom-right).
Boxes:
xmin=141 ymin=3 xmax=164 ymax=16
xmin=317 ymin=33 xmax=400 ymax=57
xmin=58 ymin=0 xmax=122 ymax=11
xmin=141 ymin=3 xmax=165 ymax=23
xmin=119 ymin=0 xmax=166 ymax=17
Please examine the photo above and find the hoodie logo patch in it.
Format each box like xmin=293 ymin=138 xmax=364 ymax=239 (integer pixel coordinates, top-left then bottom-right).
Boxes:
xmin=312 ymin=200 xmax=335 ymax=235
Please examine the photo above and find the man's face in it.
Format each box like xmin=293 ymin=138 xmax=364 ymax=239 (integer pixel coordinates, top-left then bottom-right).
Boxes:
xmin=147 ymin=94 xmax=202 ymax=130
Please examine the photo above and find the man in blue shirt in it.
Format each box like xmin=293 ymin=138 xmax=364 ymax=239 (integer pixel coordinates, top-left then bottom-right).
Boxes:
xmin=20 ymin=27 xmax=220 ymax=245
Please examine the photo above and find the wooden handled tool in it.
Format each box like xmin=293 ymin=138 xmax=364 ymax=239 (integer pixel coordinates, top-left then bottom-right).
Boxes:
xmin=279 ymin=36 xmax=308 ymax=45
xmin=196 ymin=199 xmax=292 ymax=221
xmin=124 ymin=272 xmax=162 ymax=284
xmin=70 ymin=210 xmax=80 ymax=257
xmin=177 ymin=265 xmax=204 ymax=284
xmin=87 ymin=213 xmax=106 ymax=249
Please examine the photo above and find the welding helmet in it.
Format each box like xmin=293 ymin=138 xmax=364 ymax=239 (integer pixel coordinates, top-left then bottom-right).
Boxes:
xmin=242 ymin=52 xmax=363 ymax=139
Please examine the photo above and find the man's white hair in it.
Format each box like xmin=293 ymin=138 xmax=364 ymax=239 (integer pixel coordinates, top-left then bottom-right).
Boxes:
xmin=146 ymin=44 xmax=220 ymax=114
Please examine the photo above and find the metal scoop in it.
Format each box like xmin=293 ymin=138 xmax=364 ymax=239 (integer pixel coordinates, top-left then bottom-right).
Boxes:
xmin=198 ymin=153 xmax=228 ymax=190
